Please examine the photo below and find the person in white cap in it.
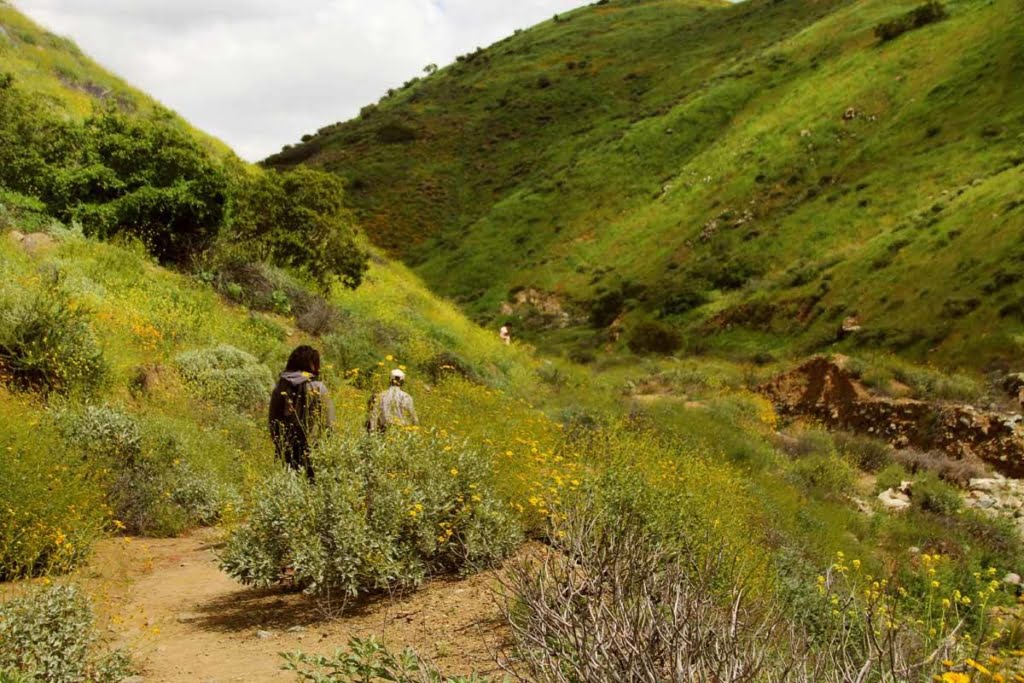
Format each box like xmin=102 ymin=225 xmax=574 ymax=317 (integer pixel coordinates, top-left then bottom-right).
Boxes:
xmin=367 ymin=368 xmax=419 ymax=433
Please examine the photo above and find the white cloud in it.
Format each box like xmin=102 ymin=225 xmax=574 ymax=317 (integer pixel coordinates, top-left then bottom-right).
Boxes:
xmin=13 ymin=0 xmax=584 ymax=160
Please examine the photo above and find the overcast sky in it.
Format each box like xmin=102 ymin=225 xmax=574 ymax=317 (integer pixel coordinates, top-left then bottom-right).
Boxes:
xmin=15 ymin=0 xmax=584 ymax=160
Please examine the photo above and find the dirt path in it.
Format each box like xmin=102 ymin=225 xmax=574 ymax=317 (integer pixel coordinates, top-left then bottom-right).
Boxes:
xmin=81 ymin=530 xmax=510 ymax=682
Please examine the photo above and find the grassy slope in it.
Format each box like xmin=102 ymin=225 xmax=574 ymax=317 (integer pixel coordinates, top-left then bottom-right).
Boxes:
xmin=270 ymin=0 xmax=1024 ymax=371
xmin=2 ymin=11 xmax=1021 ymax=664
xmin=0 ymin=4 xmax=231 ymax=155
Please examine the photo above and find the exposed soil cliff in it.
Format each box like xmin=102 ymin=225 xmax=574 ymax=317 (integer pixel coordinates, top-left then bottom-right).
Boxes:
xmin=762 ymin=356 xmax=1024 ymax=477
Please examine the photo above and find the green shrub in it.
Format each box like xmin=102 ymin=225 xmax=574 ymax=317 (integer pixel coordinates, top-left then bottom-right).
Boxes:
xmin=0 ymin=76 xmax=228 ymax=263
xmin=220 ymin=431 xmax=521 ymax=599
xmin=956 ymin=510 xmax=1022 ymax=561
xmin=174 ymin=344 xmax=272 ymax=410
xmin=776 ymin=428 xmax=835 ymax=459
xmin=913 ymin=472 xmax=961 ymax=517
xmin=224 ymin=166 xmax=368 ymax=290
xmin=833 ymin=431 xmax=892 ymax=472
xmin=0 ymin=278 xmax=108 ymax=395
xmin=876 ymin=463 xmax=911 ymax=493
xmin=0 ymin=190 xmax=54 ymax=234
xmin=788 ymin=455 xmax=856 ymax=498
xmin=56 ymin=406 xmax=236 ymax=536
xmin=323 ymin=328 xmax=380 ymax=386
xmin=0 ymin=585 xmax=133 ymax=683
xmin=283 ymin=636 xmax=489 ymax=682
xmin=658 ymin=281 xmax=709 ymax=317
xmin=282 ymin=638 xmax=485 ymax=679
xmin=56 ymin=404 xmax=141 ymax=463
xmin=874 ymin=1 xmax=948 ymax=42
xmin=50 ymin=109 xmax=230 ymax=263
xmin=627 ymin=319 xmax=682 ymax=355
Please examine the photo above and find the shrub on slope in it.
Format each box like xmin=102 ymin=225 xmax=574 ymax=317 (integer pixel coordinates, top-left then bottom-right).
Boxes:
xmin=221 ymin=430 xmax=521 ymax=599
xmin=0 ymin=585 xmax=133 ymax=682
xmin=0 ymin=275 xmax=107 ymax=396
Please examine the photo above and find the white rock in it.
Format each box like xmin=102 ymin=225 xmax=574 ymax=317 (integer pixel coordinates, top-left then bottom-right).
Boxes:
xmin=878 ymin=488 xmax=911 ymax=512
xmin=255 ymin=630 xmax=276 ymax=640
xmin=1003 ymin=573 xmax=1022 ymax=586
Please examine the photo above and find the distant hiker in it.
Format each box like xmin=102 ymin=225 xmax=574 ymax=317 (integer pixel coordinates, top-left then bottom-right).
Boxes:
xmin=366 ymin=368 xmax=419 ymax=433
xmin=499 ymin=323 xmax=512 ymax=346
xmin=269 ymin=345 xmax=336 ymax=481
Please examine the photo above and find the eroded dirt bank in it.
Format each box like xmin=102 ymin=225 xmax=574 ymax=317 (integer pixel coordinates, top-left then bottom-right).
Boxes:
xmin=762 ymin=356 xmax=1024 ymax=477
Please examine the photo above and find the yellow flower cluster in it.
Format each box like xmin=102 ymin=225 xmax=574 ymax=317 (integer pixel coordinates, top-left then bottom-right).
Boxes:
xmin=824 ymin=550 xmax=1024 ymax=681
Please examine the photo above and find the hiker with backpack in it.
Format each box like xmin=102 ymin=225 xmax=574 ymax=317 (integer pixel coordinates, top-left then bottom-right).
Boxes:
xmin=269 ymin=345 xmax=336 ymax=481
xmin=366 ymin=368 xmax=419 ymax=433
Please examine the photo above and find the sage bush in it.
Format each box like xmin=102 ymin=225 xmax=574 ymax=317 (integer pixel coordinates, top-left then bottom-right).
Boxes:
xmin=174 ymin=344 xmax=272 ymax=411
xmin=56 ymin=404 xmax=237 ymax=536
xmin=284 ymin=636 xmax=489 ymax=683
xmin=0 ymin=585 xmax=133 ymax=683
xmin=0 ymin=277 xmax=107 ymax=396
xmin=221 ymin=430 xmax=521 ymax=601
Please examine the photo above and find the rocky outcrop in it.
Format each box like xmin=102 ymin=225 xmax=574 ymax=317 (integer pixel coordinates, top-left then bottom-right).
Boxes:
xmin=965 ymin=476 xmax=1024 ymax=535
xmin=499 ymin=288 xmax=586 ymax=330
xmin=762 ymin=356 xmax=1024 ymax=477
xmin=878 ymin=485 xmax=912 ymax=512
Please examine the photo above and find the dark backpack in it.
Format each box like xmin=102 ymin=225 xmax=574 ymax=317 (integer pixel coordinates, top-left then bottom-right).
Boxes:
xmin=269 ymin=377 xmax=312 ymax=441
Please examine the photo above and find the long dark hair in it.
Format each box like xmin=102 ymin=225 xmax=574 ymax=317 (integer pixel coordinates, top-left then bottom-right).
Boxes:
xmin=285 ymin=345 xmax=321 ymax=376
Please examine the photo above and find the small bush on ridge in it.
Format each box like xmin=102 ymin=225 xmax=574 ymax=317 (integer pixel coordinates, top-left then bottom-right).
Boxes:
xmin=833 ymin=431 xmax=892 ymax=472
xmin=912 ymin=471 xmax=962 ymax=516
xmin=0 ymin=585 xmax=133 ymax=683
xmin=788 ymin=454 xmax=857 ymax=498
xmin=627 ymin=319 xmax=682 ymax=355
xmin=874 ymin=1 xmax=948 ymax=42
xmin=876 ymin=463 xmax=911 ymax=493
xmin=892 ymin=448 xmax=988 ymax=486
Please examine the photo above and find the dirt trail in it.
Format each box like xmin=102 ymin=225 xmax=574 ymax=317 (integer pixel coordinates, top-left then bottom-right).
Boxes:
xmin=81 ymin=530 xmax=509 ymax=682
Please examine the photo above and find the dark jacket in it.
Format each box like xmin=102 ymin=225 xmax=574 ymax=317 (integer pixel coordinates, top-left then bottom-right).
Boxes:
xmin=268 ymin=371 xmax=336 ymax=478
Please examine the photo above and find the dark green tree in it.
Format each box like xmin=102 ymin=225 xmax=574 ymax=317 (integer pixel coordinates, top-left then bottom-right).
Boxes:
xmin=227 ymin=167 xmax=368 ymax=290
xmin=48 ymin=108 xmax=229 ymax=261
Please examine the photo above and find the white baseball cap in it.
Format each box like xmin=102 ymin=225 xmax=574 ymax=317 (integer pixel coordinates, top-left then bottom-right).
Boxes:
xmin=390 ymin=368 xmax=406 ymax=380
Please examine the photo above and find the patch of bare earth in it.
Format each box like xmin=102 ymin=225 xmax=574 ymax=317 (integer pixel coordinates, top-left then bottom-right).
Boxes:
xmin=78 ymin=529 xmax=514 ymax=682
xmin=761 ymin=356 xmax=1024 ymax=476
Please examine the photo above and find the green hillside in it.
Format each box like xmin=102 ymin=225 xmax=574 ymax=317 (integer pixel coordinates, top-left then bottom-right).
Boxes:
xmin=5 ymin=5 xmax=1024 ymax=680
xmin=0 ymin=4 xmax=229 ymax=153
xmin=269 ymin=0 xmax=1024 ymax=370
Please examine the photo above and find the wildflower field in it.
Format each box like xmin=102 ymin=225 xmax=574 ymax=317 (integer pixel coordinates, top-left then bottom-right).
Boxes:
xmin=2 ymin=223 xmax=1024 ymax=680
